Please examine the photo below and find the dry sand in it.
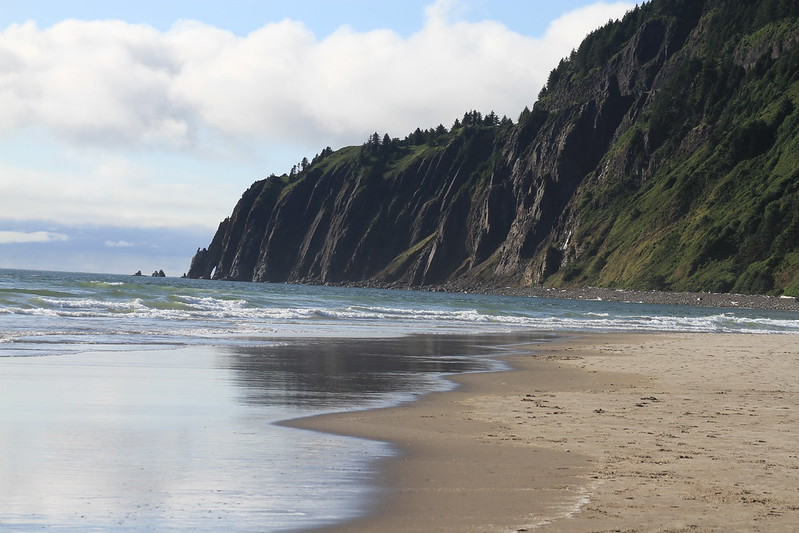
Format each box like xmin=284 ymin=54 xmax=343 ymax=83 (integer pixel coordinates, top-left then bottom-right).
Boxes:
xmin=290 ymin=333 xmax=799 ymax=532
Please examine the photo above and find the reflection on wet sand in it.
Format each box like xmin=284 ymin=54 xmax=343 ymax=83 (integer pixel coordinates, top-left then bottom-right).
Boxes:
xmin=0 ymin=333 xmax=550 ymax=531
xmin=225 ymin=333 xmax=553 ymax=409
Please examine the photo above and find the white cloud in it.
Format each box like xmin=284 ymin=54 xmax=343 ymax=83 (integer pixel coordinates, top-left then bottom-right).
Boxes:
xmin=0 ymin=230 xmax=69 ymax=244
xmin=0 ymin=19 xmax=192 ymax=148
xmin=0 ymin=1 xmax=635 ymax=150
xmin=545 ymin=2 xmax=636 ymax=46
xmin=0 ymin=155 xmax=241 ymax=229
xmin=105 ymin=240 xmax=134 ymax=247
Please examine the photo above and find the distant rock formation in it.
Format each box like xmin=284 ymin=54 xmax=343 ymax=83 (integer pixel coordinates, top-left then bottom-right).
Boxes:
xmin=151 ymin=270 xmax=166 ymax=277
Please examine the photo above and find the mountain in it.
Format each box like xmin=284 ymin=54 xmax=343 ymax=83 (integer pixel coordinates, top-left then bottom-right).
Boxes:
xmin=188 ymin=0 xmax=799 ymax=296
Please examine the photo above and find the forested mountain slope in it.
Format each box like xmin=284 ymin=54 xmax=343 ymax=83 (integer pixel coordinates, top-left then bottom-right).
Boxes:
xmin=189 ymin=0 xmax=799 ymax=296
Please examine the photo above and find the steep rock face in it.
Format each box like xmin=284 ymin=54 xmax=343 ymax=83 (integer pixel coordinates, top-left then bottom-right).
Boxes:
xmin=190 ymin=0 xmax=799 ymax=295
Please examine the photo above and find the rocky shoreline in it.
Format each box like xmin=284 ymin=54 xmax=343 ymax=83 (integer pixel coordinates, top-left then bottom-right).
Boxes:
xmin=480 ymin=285 xmax=799 ymax=312
xmin=333 ymin=280 xmax=799 ymax=312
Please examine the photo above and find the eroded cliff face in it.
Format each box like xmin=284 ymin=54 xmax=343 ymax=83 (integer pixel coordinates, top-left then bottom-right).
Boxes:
xmin=189 ymin=0 xmax=799 ymax=295
xmin=190 ymin=130 xmax=506 ymax=286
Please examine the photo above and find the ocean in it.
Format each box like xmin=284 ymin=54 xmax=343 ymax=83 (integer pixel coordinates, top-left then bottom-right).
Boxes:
xmin=1 ymin=268 xmax=798 ymax=531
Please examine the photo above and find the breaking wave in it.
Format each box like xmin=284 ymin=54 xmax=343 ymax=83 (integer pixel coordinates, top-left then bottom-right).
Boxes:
xmin=2 ymin=268 xmax=798 ymax=356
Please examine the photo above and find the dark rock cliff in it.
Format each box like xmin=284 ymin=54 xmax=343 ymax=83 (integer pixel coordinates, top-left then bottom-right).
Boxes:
xmin=189 ymin=0 xmax=799 ymax=296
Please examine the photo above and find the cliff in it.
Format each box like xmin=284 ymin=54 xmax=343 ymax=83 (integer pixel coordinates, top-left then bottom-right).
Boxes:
xmin=189 ymin=0 xmax=799 ymax=296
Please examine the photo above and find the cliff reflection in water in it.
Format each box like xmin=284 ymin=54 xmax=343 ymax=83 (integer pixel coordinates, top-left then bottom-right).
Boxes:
xmin=224 ymin=333 xmax=551 ymax=410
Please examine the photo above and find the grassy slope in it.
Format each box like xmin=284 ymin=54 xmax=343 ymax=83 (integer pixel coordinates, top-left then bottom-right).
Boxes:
xmin=545 ymin=3 xmax=799 ymax=295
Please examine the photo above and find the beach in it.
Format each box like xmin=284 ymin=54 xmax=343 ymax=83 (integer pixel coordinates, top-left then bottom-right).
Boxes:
xmin=4 ymin=269 xmax=799 ymax=531
xmin=292 ymin=333 xmax=799 ymax=532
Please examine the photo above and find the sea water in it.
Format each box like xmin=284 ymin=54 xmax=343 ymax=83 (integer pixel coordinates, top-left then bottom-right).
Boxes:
xmin=1 ymin=268 xmax=798 ymax=531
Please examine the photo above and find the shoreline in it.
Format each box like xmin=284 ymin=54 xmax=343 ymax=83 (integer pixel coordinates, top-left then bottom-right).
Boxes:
xmin=348 ymin=283 xmax=799 ymax=312
xmin=287 ymin=332 xmax=799 ymax=532
xmin=483 ymin=286 xmax=799 ymax=312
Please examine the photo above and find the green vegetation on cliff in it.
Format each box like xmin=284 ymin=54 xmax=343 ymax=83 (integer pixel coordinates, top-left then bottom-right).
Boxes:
xmin=544 ymin=0 xmax=799 ymax=295
xmin=190 ymin=0 xmax=799 ymax=296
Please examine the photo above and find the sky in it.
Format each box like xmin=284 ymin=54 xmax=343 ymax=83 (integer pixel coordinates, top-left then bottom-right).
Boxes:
xmin=0 ymin=0 xmax=637 ymax=276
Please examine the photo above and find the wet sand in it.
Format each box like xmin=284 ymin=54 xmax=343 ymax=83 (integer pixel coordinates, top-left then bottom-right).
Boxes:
xmin=291 ymin=333 xmax=799 ymax=532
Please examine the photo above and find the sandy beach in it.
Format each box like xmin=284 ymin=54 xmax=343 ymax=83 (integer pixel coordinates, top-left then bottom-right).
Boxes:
xmin=291 ymin=333 xmax=799 ymax=532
